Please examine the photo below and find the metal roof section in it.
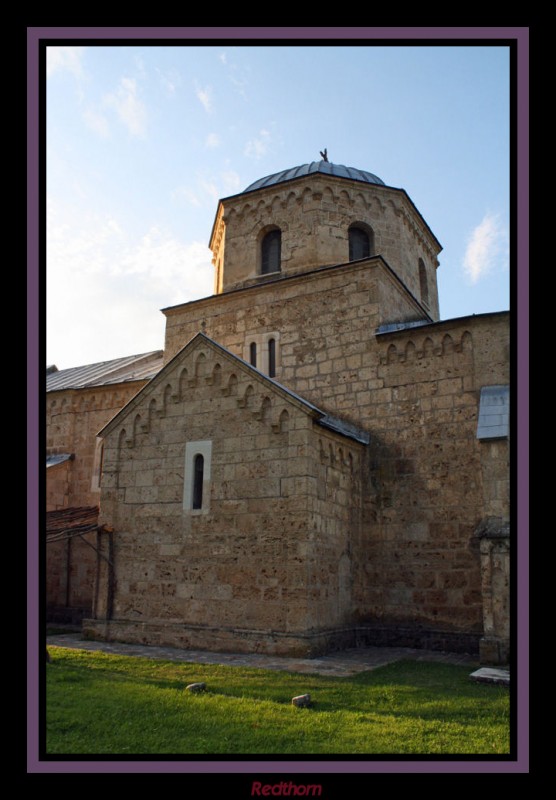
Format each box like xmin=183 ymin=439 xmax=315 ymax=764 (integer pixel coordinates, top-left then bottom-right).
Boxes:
xmin=476 ymin=385 xmax=510 ymax=440
xmin=376 ymin=320 xmax=430 ymax=335
xmin=46 ymin=453 xmax=74 ymax=468
xmin=244 ymin=161 xmax=386 ymax=192
xmin=46 ymin=350 xmax=164 ymax=392
xmin=374 ymin=310 xmax=510 ymax=338
xmin=318 ymin=415 xmax=370 ymax=445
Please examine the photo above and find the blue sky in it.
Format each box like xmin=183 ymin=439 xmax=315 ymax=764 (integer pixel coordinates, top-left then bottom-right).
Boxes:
xmin=46 ymin=44 xmax=510 ymax=369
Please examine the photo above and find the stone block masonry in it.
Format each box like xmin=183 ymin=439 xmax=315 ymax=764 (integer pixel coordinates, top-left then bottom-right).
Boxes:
xmin=84 ymin=335 xmax=366 ymax=654
xmin=77 ymin=163 xmax=510 ymax=661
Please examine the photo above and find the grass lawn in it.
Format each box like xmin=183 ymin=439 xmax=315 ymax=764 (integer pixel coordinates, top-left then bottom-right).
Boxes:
xmin=46 ymin=646 xmax=509 ymax=755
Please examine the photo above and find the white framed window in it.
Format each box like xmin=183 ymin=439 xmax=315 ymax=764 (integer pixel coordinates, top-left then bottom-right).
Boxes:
xmin=183 ymin=440 xmax=212 ymax=513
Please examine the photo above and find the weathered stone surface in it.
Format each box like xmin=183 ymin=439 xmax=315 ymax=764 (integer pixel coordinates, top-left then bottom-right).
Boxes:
xmin=291 ymin=694 xmax=311 ymax=708
xmin=49 ymin=166 xmax=510 ymax=659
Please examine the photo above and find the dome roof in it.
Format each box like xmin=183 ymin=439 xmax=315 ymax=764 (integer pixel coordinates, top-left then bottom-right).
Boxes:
xmin=244 ymin=161 xmax=385 ymax=192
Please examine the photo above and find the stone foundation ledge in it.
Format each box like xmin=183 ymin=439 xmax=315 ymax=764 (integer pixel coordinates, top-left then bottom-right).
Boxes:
xmin=82 ymin=618 xmax=481 ymax=658
xmin=479 ymin=636 xmax=510 ymax=666
xmin=355 ymin=624 xmax=481 ymax=656
xmin=47 ymin=605 xmax=92 ymax=626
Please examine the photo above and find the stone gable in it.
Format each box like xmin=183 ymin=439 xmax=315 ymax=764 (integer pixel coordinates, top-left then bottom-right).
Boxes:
xmin=87 ymin=334 xmax=366 ymax=655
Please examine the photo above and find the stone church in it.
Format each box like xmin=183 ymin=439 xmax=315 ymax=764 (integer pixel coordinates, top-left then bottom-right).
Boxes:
xmin=47 ymin=159 xmax=510 ymax=664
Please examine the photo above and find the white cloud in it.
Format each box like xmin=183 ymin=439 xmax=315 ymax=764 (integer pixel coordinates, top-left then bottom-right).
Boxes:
xmin=104 ymin=77 xmax=147 ymax=137
xmin=462 ymin=213 xmax=508 ymax=284
xmin=47 ymin=46 xmax=85 ymax=78
xmin=198 ymin=178 xmax=220 ymax=202
xmin=134 ymin=55 xmax=147 ymax=79
xmin=156 ymin=67 xmax=181 ymax=96
xmin=205 ymin=132 xmax=220 ymax=149
xmin=83 ymin=107 xmax=110 ymax=138
xmin=172 ymin=185 xmax=202 ymax=206
xmin=47 ymin=198 xmax=214 ymax=368
xmin=218 ymin=52 xmax=248 ymax=98
xmin=196 ymin=85 xmax=212 ymax=113
xmin=221 ymin=170 xmax=241 ymax=195
xmin=244 ymin=129 xmax=271 ymax=159
xmin=172 ymin=170 xmax=242 ymax=211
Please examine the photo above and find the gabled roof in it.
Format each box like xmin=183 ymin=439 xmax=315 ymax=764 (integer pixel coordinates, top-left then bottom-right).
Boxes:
xmin=99 ymin=333 xmax=369 ymax=445
xmin=46 ymin=350 xmax=163 ymax=392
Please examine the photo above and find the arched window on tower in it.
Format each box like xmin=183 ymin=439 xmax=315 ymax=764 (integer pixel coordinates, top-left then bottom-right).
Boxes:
xmin=348 ymin=224 xmax=373 ymax=261
xmin=261 ymin=229 xmax=281 ymax=274
xmin=192 ymin=454 xmax=204 ymax=510
xmin=419 ymin=258 xmax=430 ymax=307
xmin=249 ymin=342 xmax=257 ymax=368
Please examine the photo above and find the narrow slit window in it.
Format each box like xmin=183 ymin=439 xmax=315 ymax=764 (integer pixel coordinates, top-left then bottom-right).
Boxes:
xmin=183 ymin=441 xmax=212 ymax=513
xmin=250 ymin=342 xmax=257 ymax=367
xmin=268 ymin=338 xmax=276 ymax=378
xmin=192 ymin=454 xmax=204 ymax=510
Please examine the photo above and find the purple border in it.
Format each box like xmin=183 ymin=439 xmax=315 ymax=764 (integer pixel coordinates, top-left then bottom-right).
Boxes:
xmin=28 ymin=26 xmax=529 ymax=774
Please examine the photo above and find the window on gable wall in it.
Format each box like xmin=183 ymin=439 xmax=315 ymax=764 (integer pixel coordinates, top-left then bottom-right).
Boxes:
xmin=192 ymin=454 xmax=204 ymax=510
xmin=268 ymin=338 xmax=276 ymax=378
xmin=250 ymin=342 xmax=257 ymax=368
xmin=183 ymin=441 xmax=212 ymax=513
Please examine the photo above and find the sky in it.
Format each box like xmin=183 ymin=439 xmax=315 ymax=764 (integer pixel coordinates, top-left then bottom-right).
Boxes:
xmin=46 ymin=43 xmax=511 ymax=369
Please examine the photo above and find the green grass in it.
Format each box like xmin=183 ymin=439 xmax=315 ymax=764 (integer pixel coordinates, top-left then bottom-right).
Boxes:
xmin=46 ymin=647 xmax=509 ymax=755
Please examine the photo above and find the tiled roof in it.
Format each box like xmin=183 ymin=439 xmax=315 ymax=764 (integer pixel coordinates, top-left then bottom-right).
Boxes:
xmin=46 ymin=506 xmax=99 ymax=535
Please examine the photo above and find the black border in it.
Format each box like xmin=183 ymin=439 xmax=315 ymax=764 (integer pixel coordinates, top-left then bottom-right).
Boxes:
xmin=29 ymin=27 xmax=528 ymax=776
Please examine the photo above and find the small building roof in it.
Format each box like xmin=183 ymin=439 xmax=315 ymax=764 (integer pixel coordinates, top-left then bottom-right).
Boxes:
xmin=46 ymin=506 xmax=100 ymax=536
xmin=46 ymin=350 xmax=163 ymax=393
xmin=46 ymin=453 xmax=74 ymax=468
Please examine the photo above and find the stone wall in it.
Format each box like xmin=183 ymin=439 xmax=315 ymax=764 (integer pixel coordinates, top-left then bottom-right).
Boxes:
xmin=160 ymin=268 xmax=509 ymax=652
xmin=353 ymin=313 xmax=509 ymax=644
xmin=475 ymin=518 xmax=510 ymax=665
xmin=84 ymin=338 xmax=365 ymax=655
xmin=46 ymin=460 xmax=73 ymax=511
xmin=46 ymin=531 xmax=97 ymax=623
xmin=211 ymin=175 xmax=441 ymax=319
xmin=46 ymin=382 xmax=147 ymax=510
xmin=163 ymin=259 xmax=425 ymax=382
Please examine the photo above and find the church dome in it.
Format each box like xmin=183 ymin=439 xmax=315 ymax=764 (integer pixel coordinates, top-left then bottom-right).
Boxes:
xmin=244 ymin=161 xmax=385 ymax=192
